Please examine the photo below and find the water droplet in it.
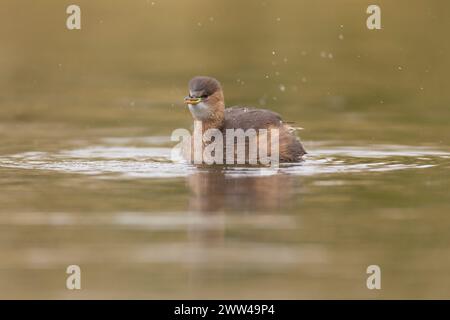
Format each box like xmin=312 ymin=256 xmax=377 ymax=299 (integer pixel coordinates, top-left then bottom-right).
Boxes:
xmin=279 ymin=84 xmax=286 ymax=92
xmin=259 ymin=96 xmax=267 ymax=105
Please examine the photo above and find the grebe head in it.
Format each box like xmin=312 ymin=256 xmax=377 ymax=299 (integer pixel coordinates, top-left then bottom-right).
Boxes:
xmin=184 ymin=76 xmax=224 ymax=121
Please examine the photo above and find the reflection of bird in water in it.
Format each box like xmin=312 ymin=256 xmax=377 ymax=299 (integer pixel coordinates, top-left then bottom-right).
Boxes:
xmin=187 ymin=170 xmax=297 ymax=213
xmin=184 ymin=170 xmax=299 ymax=286
xmin=183 ymin=76 xmax=307 ymax=163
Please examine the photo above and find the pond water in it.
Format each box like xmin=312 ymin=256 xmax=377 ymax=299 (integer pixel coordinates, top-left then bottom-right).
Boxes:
xmin=0 ymin=0 xmax=449 ymax=298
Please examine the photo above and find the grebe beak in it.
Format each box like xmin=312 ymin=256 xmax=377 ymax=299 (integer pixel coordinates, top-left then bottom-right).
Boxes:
xmin=184 ymin=96 xmax=201 ymax=105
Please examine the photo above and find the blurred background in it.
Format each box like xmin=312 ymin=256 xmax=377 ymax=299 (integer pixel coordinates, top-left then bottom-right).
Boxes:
xmin=0 ymin=0 xmax=449 ymax=298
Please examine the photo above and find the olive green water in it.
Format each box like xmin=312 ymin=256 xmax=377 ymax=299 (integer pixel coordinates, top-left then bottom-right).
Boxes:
xmin=0 ymin=0 xmax=449 ymax=299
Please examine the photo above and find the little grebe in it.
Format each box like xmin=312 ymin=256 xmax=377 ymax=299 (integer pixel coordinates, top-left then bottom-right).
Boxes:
xmin=183 ymin=76 xmax=306 ymax=163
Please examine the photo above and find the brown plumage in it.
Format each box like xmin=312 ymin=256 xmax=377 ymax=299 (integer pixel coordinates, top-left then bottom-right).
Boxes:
xmin=184 ymin=76 xmax=307 ymax=163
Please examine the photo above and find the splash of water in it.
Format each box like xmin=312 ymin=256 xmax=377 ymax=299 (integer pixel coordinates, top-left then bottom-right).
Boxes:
xmin=0 ymin=137 xmax=448 ymax=179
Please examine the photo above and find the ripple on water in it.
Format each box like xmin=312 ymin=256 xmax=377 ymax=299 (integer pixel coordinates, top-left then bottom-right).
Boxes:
xmin=0 ymin=138 xmax=448 ymax=179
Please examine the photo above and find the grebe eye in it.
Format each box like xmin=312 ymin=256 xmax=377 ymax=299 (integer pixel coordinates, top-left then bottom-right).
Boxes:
xmin=201 ymin=94 xmax=208 ymax=99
